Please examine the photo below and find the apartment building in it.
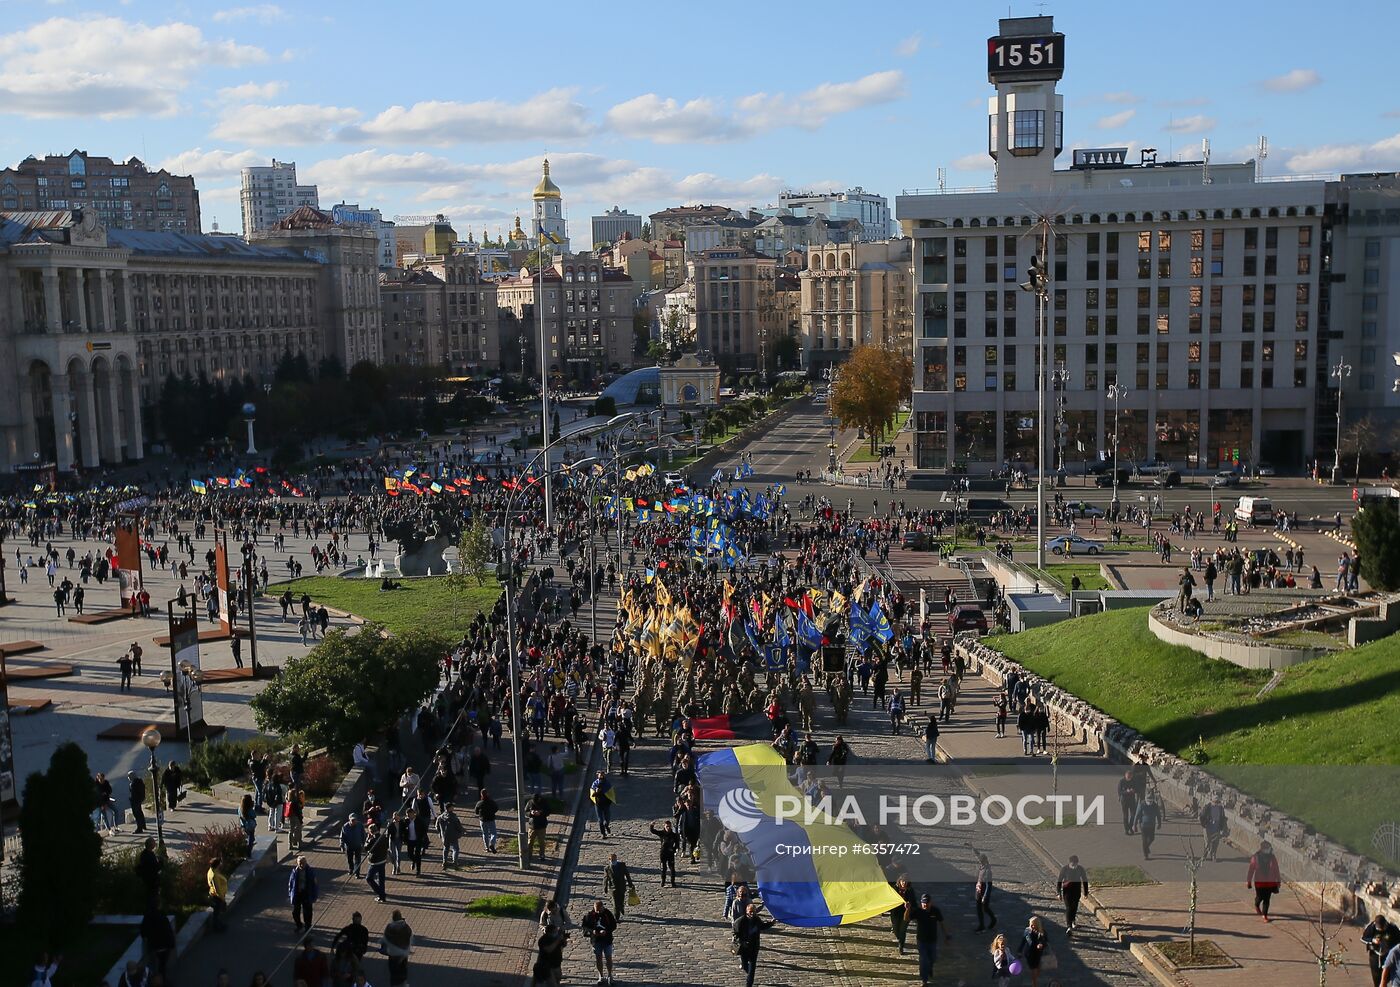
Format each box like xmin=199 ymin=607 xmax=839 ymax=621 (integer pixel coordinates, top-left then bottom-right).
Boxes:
xmin=800 ymin=239 xmax=913 ymax=371
xmin=0 ymin=150 xmax=200 ymax=232
xmin=688 ymin=248 xmax=778 ymax=374
xmin=240 ymin=160 xmax=319 ymax=235
xmin=495 ymin=255 xmax=636 ymax=382
xmin=380 ymin=252 xmax=499 ymax=371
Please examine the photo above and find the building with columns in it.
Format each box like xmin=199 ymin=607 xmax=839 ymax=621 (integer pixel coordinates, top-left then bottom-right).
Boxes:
xmin=380 ymin=251 xmax=499 ymax=371
xmin=0 ymin=208 xmax=375 ymax=472
xmin=800 ymin=239 xmax=913 ymax=371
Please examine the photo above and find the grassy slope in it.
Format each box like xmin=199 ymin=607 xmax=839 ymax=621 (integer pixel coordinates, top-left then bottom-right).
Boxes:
xmin=281 ymin=576 xmax=500 ymax=639
xmin=986 ymin=608 xmax=1400 ymax=856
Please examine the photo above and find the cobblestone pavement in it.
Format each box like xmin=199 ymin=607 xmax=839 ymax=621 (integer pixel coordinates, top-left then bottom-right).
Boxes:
xmin=557 ymin=652 xmax=1148 ymax=986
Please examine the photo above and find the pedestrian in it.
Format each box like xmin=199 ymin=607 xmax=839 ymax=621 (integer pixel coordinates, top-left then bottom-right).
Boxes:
xmin=602 ymin=852 xmax=636 ymax=918
xmin=292 ymin=937 xmax=329 ymax=987
xmin=1363 ymin=914 xmax=1399 ymax=987
xmin=1017 ymin=701 xmax=1037 ymax=756
xmin=162 ymin=759 xmax=182 ymax=816
xmin=288 ymin=854 xmax=319 ymax=932
xmin=117 ymin=651 xmax=134 ymax=691
xmin=1199 ymin=795 xmax=1228 ymax=861
xmin=365 ymin=824 xmax=389 ymax=902
xmin=990 ymin=933 xmax=1014 ymax=987
xmin=128 ymin=770 xmax=148 ymax=833
xmin=237 ymin=794 xmax=258 ymax=856
xmin=1019 ymin=915 xmax=1048 ymax=987
xmin=135 ymin=837 xmax=162 ymax=911
xmin=436 ymin=805 xmax=463 ymax=868
xmin=1246 ymin=839 xmax=1281 ymax=922
xmin=264 ymin=772 xmax=284 ymax=833
xmin=1135 ymin=794 xmax=1163 ymax=859
xmin=231 ymin=635 xmax=243 ymax=670
xmin=95 ymin=771 xmax=118 ymax=833
xmin=527 ymin=791 xmax=552 ymax=860
xmin=908 ymin=893 xmax=950 ymax=987
xmin=1382 ymin=942 xmax=1400 ymax=987
xmin=649 ymin=819 xmax=680 ymax=886
xmin=590 ymin=771 xmax=615 ymax=838
xmin=381 ymin=910 xmax=413 ymax=986
xmin=284 ymin=788 xmax=305 ymax=851
xmin=404 ymin=808 xmax=426 ymax=876
xmin=474 ymin=787 xmax=499 ymax=853
xmin=340 ymin=812 xmax=366 ymax=877
xmin=1117 ymin=770 xmax=1138 ymax=835
xmin=731 ymin=901 xmax=776 ymax=987
xmin=922 ymin=716 xmax=939 ymax=763
xmin=973 ymin=850 xmax=997 ymax=931
xmin=207 ymin=857 xmax=228 ymax=932
xmin=580 ymin=899 xmax=618 ymax=986
xmin=1057 ymin=855 xmax=1090 ymax=933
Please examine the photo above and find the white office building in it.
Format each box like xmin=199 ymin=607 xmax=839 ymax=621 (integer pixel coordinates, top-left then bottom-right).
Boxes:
xmin=591 ymin=206 xmax=643 ymax=249
xmin=776 ymin=188 xmax=891 ymax=241
xmin=896 ymin=14 xmax=1383 ymax=480
xmin=240 ymin=160 xmax=319 ymax=236
xmin=330 ymin=202 xmax=397 ymax=268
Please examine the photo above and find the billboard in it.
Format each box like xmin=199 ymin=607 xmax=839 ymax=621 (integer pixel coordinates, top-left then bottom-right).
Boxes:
xmin=213 ymin=538 xmax=232 ymax=635
xmin=114 ymin=515 xmax=143 ymax=593
xmin=168 ymin=609 xmax=204 ymax=731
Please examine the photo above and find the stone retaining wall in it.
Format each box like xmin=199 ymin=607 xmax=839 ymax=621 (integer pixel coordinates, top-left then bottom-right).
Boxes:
xmin=955 ymin=635 xmax=1400 ymax=922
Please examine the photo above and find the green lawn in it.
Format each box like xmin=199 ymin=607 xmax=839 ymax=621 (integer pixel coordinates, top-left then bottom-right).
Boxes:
xmin=1033 ymin=564 xmax=1111 ymax=591
xmin=986 ymin=608 xmax=1400 ymax=858
xmin=465 ymin=893 xmax=540 ymax=919
xmin=280 ymin=575 xmax=500 ymax=638
xmin=847 ymin=410 xmax=911 ymax=464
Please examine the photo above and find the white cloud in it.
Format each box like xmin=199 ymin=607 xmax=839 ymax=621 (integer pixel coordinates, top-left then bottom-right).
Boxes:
xmin=302 ymin=151 xmax=473 ymax=197
xmin=212 ymin=5 xmax=286 ymax=23
xmin=609 ymin=71 xmax=907 ymax=144
xmin=157 ymin=147 xmax=264 ymax=178
xmin=1163 ymin=114 xmax=1216 ymax=134
xmin=952 ymin=153 xmax=992 ymax=172
xmin=341 ymin=89 xmax=593 ymax=145
xmin=419 ymin=203 xmax=515 ymax=224
xmin=1262 ymin=68 xmax=1321 ymax=93
xmin=605 ymin=94 xmax=746 ymax=144
xmin=1157 ymin=96 xmax=1211 ymax=109
xmin=1100 ymin=91 xmax=1140 ymax=105
xmin=211 ymin=103 xmax=360 ymax=144
xmin=895 ymin=33 xmax=922 ymax=57
xmin=1097 ymin=109 xmax=1136 ymax=131
xmin=1285 ymin=133 xmax=1400 ymax=174
xmin=217 ymin=80 xmax=284 ymax=101
xmin=0 ymin=16 xmax=265 ymax=117
xmin=591 ymin=167 xmax=785 ymax=208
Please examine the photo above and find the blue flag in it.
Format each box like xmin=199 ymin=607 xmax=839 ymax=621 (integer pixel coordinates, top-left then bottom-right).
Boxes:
xmin=869 ymin=599 xmax=894 ymax=643
xmin=795 ymin=608 xmax=824 ymax=649
xmin=775 ymin=612 xmax=793 ymax=650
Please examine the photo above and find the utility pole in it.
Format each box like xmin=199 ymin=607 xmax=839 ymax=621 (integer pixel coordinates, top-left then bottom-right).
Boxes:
xmin=1021 ymin=224 xmax=1052 ymax=569
xmin=1330 ymin=359 xmax=1351 ymax=485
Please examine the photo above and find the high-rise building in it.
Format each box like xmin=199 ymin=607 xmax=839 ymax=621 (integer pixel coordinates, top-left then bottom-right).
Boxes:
xmin=240 ymin=160 xmax=319 ymax=235
xmin=330 ymin=202 xmax=397 ymax=268
xmin=896 ymin=14 xmax=1372 ymax=478
xmin=591 ymin=206 xmax=643 ymax=249
xmin=0 ymin=150 xmax=200 ymax=232
xmin=688 ymin=248 xmax=778 ymax=374
xmin=776 ymin=188 xmax=892 ymax=241
xmin=800 ymin=239 xmax=913 ymax=371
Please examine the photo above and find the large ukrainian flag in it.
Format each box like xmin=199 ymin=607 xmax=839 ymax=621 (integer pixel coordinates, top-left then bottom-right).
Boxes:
xmin=696 ymin=744 xmax=902 ymax=927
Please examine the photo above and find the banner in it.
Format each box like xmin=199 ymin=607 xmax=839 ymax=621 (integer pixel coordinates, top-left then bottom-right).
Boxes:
xmin=213 ymin=537 xmax=232 ymax=635
xmin=168 ymin=609 xmax=204 ymax=731
xmin=114 ymin=515 xmax=142 ymax=589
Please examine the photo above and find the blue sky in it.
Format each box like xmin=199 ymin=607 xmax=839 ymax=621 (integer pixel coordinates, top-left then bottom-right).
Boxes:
xmin=1 ymin=0 xmax=1397 ymax=239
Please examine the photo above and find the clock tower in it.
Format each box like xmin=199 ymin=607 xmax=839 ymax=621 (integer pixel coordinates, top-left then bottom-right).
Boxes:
xmin=986 ymin=15 xmax=1066 ymax=193
xmin=531 ymin=158 xmax=570 ymax=254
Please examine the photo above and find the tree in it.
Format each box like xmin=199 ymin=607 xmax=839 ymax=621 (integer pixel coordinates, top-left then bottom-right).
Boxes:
xmin=641 ymin=221 xmax=653 ymax=240
xmin=1342 ymin=416 xmax=1377 ymax=483
xmin=773 ymin=333 xmax=800 ymax=370
xmin=1351 ymin=503 xmax=1400 ymax=590
xmin=251 ymin=624 xmax=448 ymax=753
xmin=448 ymin=518 xmax=495 ymax=588
xmin=830 ymin=346 xmax=913 ymax=454
xmin=19 ymin=743 xmax=103 ymax=948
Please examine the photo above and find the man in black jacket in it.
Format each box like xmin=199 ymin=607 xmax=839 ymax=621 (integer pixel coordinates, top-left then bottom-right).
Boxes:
xmin=732 ymin=902 xmax=776 ymax=987
xmin=135 ymin=837 xmax=162 ymax=910
xmin=649 ymin=820 xmax=680 ymax=886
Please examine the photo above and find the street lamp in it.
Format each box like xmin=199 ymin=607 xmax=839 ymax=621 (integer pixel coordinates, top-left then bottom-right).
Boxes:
xmin=1331 ymin=359 xmax=1352 ymax=484
xmin=500 ymin=413 xmax=635 ymax=869
xmin=1021 ymin=246 xmax=1051 ymax=569
xmin=141 ymin=727 xmax=164 ymax=852
xmin=824 ymin=366 xmax=840 ymax=474
xmin=1106 ymin=383 xmax=1129 ymax=514
xmin=242 ymin=402 xmax=258 ymax=456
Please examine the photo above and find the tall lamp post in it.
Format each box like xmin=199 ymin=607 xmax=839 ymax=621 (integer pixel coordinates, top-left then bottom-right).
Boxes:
xmin=1107 ymin=383 xmax=1129 ymax=514
xmin=1331 ymin=359 xmax=1352 ymax=484
xmin=501 ymin=414 xmax=634 ymax=869
xmin=242 ymin=402 xmax=258 ymax=456
xmin=1021 ymin=244 xmax=1051 ymax=569
xmin=824 ymin=366 xmax=840 ymax=474
xmin=141 ymin=727 xmax=164 ymax=852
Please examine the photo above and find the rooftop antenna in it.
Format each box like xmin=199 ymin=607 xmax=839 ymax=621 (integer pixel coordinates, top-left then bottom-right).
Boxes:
xmin=1201 ymin=138 xmax=1212 ymax=185
xmin=212 ymin=216 xmax=219 ymax=232
xmin=1256 ymin=135 xmax=1269 ymax=181
xmin=937 ymin=167 xmax=946 ymax=192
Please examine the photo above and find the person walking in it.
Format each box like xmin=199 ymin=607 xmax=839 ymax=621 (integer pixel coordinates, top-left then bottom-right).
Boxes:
xmin=288 ymin=854 xmax=319 ymax=932
xmin=1135 ymin=794 xmax=1163 ymax=859
xmin=990 ymin=933 xmax=1014 ymax=987
xmin=888 ymin=875 xmax=915 ymax=953
xmin=1363 ymin=914 xmax=1399 ymax=987
xmin=602 ymin=852 xmax=636 ymax=918
xmin=127 ymin=771 xmax=148 ymax=833
xmin=1017 ymin=701 xmax=1037 ymax=756
xmin=649 ymin=820 xmax=680 ymax=886
xmin=237 ymin=794 xmax=258 ymax=856
xmin=908 ymin=893 xmax=950 ymax=987
xmin=264 ymin=772 xmax=285 ymax=834
xmin=1116 ymin=770 xmax=1138 ymax=835
xmin=365 ymin=823 xmax=389 ymax=902
xmin=381 ymin=910 xmax=413 ymax=986
xmin=1057 ymin=855 xmax=1090 ymax=933
xmin=116 ymin=651 xmax=134 ymax=691
xmin=1019 ymin=915 xmax=1048 ymax=987
xmin=731 ymin=902 xmax=776 ymax=987
xmin=206 ymin=857 xmax=228 ymax=932
xmin=284 ymin=788 xmax=305 ymax=851
xmin=973 ymin=850 xmax=997 ymax=931
xmin=580 ymin=899 xmax=618 ymax=986
xmin=162 ymin=760 xmax=182 ymax=817
xmin=135 ymin=837 xmax=162 ymax=911
xmin=436 ymin=805 xmax=463 ymax=869
xmin=527 ymin=791 xmax=552 ymax=860
xmin=474 ymin=788 xmax=499 ymax=853
xmin=340 ymin=812 xmax=366 ymax=877
xmin=1199 ymin=795 xmax=1228 ymax=862
xmin=1246 ymin=839 xmax=1281 ymax=922
xmin=590 ymin=771 xmax=615 ymax=838
xmin=95 ymin=771 xmax=118 ymax=834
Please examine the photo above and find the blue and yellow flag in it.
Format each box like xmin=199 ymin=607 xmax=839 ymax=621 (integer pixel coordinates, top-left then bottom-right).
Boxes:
xmin=696 ymin=744 xmax=902 ymax=926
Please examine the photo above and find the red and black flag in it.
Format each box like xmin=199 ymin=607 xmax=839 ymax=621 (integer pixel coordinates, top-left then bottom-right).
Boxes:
xmin=690 ymin=712 xmax=769 ymax=741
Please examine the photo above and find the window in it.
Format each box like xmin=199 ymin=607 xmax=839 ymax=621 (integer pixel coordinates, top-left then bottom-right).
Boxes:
xmin=1294 ymin=368 xmax=1307 ymax=387
xmin=1363 ymin=321 xmax=1378 ymax=338
xmin=1243 ymin=285 xmax=1256 ymax=306
xmin=1265 ymin=227 xmax=1278 ymax=249
xmin=1243 ymin=256 xmax=1257 ymax=276
xmin=1137 ymin=287 xmax=1151 ymax=308
xmin=1263 ymin=284 xmax=1276 ymax=306
xmin=1138 ymin=257 xmax=1152 ymax=278
xmin=1298 ymin=226 xmax=1312 ymax=247
xmin=1191 ymin=229 xmax=1204 ymax=251
xmin=1086 ymin=260 xmax=1099 ymax=280
xmin=1012 ymin=110 xmax=1045 ymax=151
xmin=1265 ymin=255 xmax=1277 ymax=276
xmin=1003 ymin=263 xmax=1017 ymax=282
xmin=1188 ymin=369 xmax=1201 ymax=389
xmin=1159 ymin=231 xmax=1172 ymax=251
xmin=1240 ymin=367 xmax=1253 ymax=388
xmin=1262 ymin=367 xmax=1274 ymax=388
xmin=1189 ymin=286 xmax=1204 ymax=306
xmin=1296 ymin=283 xmax=1310 ymax=305
xmin=1365 ymin=268 xmax=1381 ymax=286
xmin=1211 ymin=229 xmax=1224 ymax=250
xmin=984 ymin=262 xmax=998 ymax=282
xmin=1158 ymin=259 xmax=1172 ymax=278
xmin=1243 ymin=312 xmax=1255 ymax=332
xmin=1138 ymin=231 xmax=1152 ymax=253
xmin=1297 ymin=254 xmax=1311 ymax=275
xmin=1190 ymin=257 xmax=1203 ymax=277
xmin=1262 ymin=342 xmax=1274 ymax=362
xmin=1296 ymin=341 xmax=1310 ymax=359
xmin=1087 ymin=233 xmax=1100 ymax=255
xmin=1210 ymin=258 xmax=1223 ymax=276
xmin=1245 ymin=228 xmax=1258 ymax=250
xmin=1364 ymin=238 xmax=1381 ymax=259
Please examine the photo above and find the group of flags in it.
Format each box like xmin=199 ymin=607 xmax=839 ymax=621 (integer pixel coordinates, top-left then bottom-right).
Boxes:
xmin=189 ymin=467 xmax=288 ymax=497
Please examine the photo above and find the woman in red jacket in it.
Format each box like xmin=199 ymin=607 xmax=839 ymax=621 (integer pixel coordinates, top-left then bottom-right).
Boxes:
xmin=1246 ymin=839 xmax=1281 ymax=922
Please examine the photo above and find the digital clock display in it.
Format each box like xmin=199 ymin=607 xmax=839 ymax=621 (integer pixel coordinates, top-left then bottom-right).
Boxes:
xmin=987 ymin=34 xmax=1065 ymax=79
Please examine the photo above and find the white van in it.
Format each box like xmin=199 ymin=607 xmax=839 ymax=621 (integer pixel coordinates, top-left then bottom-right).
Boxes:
xmin=1234 ymin=496 xmax=1274 ymax=525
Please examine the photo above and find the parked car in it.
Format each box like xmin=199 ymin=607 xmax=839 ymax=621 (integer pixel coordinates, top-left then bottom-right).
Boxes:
xmin=1212 ymin=469 xmax=1241 ymax=487
xmin=949 ymin=604 xmax=989 ymax=634
xmin=663 ymin=471 xmax=685 ymax=488
xmin=1064 ymin=500 xmax=1106 ymax=518
xmin=900 ymin=530 xmax=932 ymax=551
xmin=1153 ymin=470 xmax=1182 ymax=488
xmin=1045 ymin=534 xmax=1105 ymax=556
xmin=1134 ymin=461 xmax=1171 ymax=476
xmin=1094 ymin=469 xmax=1131 ymax=488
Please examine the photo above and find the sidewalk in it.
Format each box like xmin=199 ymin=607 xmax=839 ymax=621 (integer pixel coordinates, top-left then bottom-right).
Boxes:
xmin=934 ymin=663 xmax=1373 ymax=987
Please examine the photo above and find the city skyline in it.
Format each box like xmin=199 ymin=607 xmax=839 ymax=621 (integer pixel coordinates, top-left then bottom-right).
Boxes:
xmin=1 ymin=1 xmax=1398 ymax=237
